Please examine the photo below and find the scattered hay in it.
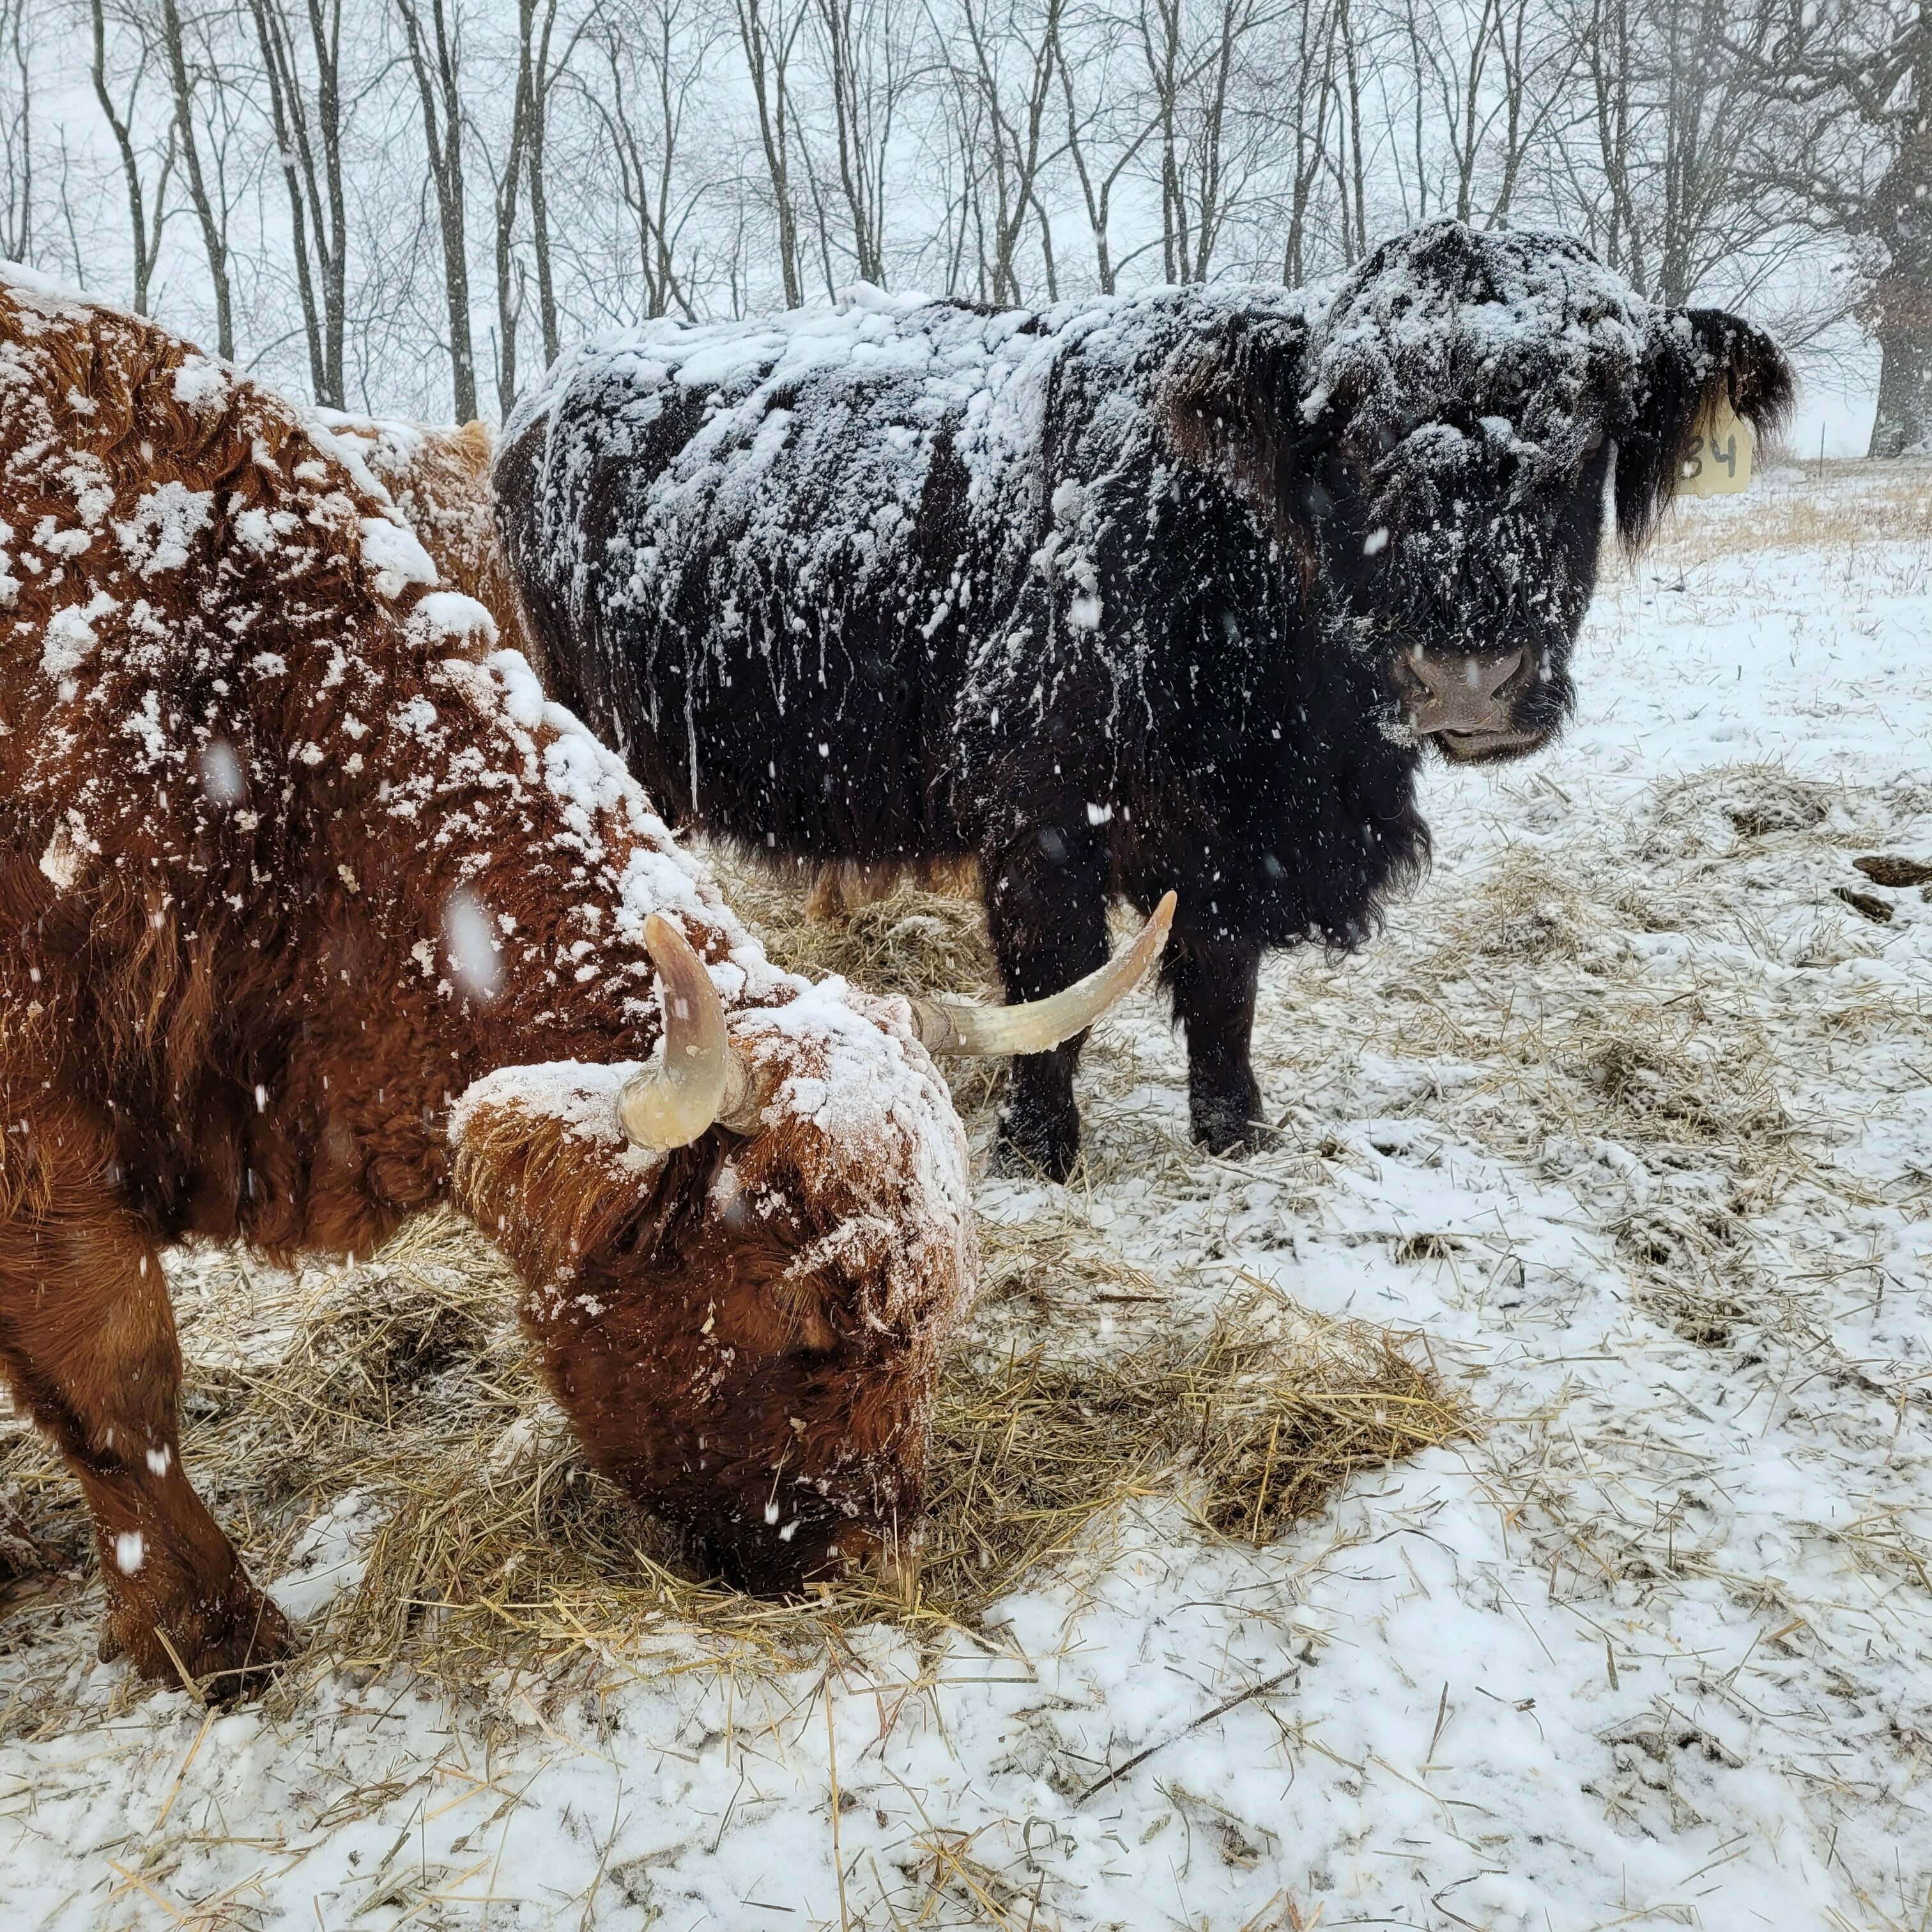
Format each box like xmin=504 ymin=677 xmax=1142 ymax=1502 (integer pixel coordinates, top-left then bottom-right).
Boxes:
xmin=1569 ymin=999 xmax=1787 ymax=1146
xmin=1180 ymin=1309 xmax=1460 ymax=1544
xmin=1720 ymin=772 xmax=1830 ymax=841
xmin=1853 ymin=853 xmax=1932 ymax=888
xmin=0 ymin=1483 xmax=53 ymax=1581
xmin=1433 ymin=847 xmax=1589 ymax=972
xmin=0 ymin=1223 xmax=1462 ymax=1728
xmin=1834 ymin=886 xmax=1894 ymax=924
xmin=707 ymin=844 xmax=998 ymax=1004
xmin=918 ymin=1292 xmax=1464 ymax=1605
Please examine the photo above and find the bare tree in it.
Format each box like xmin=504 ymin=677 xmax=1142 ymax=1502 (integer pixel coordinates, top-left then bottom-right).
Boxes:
xmin=1451 ymin=0 xmax=1499 ymax=222
xmin=585 ymin=0 xmax=717 ymax=320
xmin=916 ymin=43 xmax=991 ymax=296
xmin=396 ymin=0 xmax=479 ymax=420
xmin=1335 ymin=0 xmax=1367 ymax=257
xmin=158 ymin=0 xmax=234 ymax=357
xmin=1388 ymin=0 xmax=1564 ymax=231
xmin=812 ymin=0 xmax=907 ymax=284
xmin=90 ymin=0 xmax=175 ymax=316
xmin=1138 ymin=0 xmax=1267 ymax=283
xmin=1646 ymin=0 xmax=1781 ymax=302
xmin=947 ymin=0 xmax=1064 ymax=305
xmin=0 ymin=0 xmax=32 ymax=263
xmin=525 ymin=0 xmax=572 ymax=364
xmin=1743 ymin=0 xmax=1932 ymax=453
xmin=1489 ymin=0 xmax=1567 ymax=222
xmin=1057 ymin=6 xmax=1159 ymax=291
xmin=1575 ymin=0 xmax=1641 ymax=278
xmin=250 ymin=0 xmax=351 ymax=406
xmin=489 ymin=0 xmax=554 ymax=411
xmin=736 ymin=0 xmax=807 ymax=308
xmin=1276 ymin=0 xmax=1337 ymax=280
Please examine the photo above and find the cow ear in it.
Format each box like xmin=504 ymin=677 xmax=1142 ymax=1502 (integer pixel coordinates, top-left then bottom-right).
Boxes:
xmin=1165 ymin=316 xmax=1322 ymax=533
xmin=1614 ymin=308 xmax=1793 ymax=548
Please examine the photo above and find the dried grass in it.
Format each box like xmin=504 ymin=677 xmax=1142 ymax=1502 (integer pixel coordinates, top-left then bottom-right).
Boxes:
xmin=706 ymin=845 xmax=999 ymax=1005
xmin=917 ymin=1285 xmax=1462 ymax=1607
xmin=0 ymin=1211 xmax=1459 ymax=1736
xmin=1609 ymin=457 xmax=1932 ymax=571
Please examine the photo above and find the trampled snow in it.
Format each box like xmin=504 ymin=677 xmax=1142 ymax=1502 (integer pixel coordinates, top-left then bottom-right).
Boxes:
xmin=1 ymin=463 xmax=1928 ymax=1928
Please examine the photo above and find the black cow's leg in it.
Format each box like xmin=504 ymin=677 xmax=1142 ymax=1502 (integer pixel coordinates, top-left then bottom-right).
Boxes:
xmin=1167 ymin=930 xmax=1272 ymax=1155
xmin=983 ymin=820 xmax=1109 ymax=1181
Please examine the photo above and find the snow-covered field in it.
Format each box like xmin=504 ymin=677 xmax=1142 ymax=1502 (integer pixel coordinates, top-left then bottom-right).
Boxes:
xmin=3 ymin=461 xmax=1928 ymax=1930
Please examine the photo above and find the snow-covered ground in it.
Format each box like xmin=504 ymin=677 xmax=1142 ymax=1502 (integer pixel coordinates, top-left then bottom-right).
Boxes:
xmin=3 ymin=461 xmax=1929 ymax=1929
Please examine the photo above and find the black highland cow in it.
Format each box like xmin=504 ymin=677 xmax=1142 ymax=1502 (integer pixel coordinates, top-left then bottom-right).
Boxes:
xmin=496 ymin=221 xmax=1791 ymax=1178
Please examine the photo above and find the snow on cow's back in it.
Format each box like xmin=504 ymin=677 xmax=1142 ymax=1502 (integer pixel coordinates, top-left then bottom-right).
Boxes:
xmin=507 ymin=225 xmax=1673 ymax=597
xmin=0 ymin=262 xmax=972 ymax=1261
xmin=500 ymin=279 xmax=1318 ymax=625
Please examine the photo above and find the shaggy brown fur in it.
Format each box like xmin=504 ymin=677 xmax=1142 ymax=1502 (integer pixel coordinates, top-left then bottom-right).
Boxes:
xmin=319 ymin=413 xmax=538 ymax=665
xmin=0 ymin=272 xmax=972 ymax=1692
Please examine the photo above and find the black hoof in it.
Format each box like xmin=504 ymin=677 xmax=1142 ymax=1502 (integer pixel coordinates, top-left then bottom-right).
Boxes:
xmin=995 ymin=1100 xmax=1081 ymax=1182
xmin=1190 ymin=1082 xmax=1274 ymax=1158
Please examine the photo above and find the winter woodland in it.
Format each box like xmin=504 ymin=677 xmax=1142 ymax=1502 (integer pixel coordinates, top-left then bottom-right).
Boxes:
xmin=2 ymin=0 xmax=1929 ymax=447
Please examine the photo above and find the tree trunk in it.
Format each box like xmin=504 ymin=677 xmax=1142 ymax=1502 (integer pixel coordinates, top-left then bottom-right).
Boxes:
xmin=818 ymin=0 xmax=885 ymax=284
xmin=1338 ymin=0 xmax=1366 ymax=261
xmin=253 ymin=0 xmax=348 ymax=404
xmin=160 ymin=0 xmax=233 ymax=358
xmin=528 ymin=0 xmax=560 ymax=365
xmin=494 ymin=0 xmax=536 ymax=416
xmin=1869 ymin=288 xmax=1932 ymax=455
xmin=1142 ymin=0 xmax=1182 ymax=282
xmin=1858 ymin=69 xmax=1932 ymax=457
xmin=737 ymin=0 xmax=804 ymax=309
xmin=249 ymin=0 xmax=324 ymax=397
xmin=397 ymin=0 xmax=477 ymax=422
xmin=310 ymin=0 xmax=348 ymax=406
xmin=91 ymin=0 xmax=172 ymax=316
xmin=1867 ymin=134 xmax=1932 ymax=456
xmin=1 ymin=0 xmax=33 ymax=263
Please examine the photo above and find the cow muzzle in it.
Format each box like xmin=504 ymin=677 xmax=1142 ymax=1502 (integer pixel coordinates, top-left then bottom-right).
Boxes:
xmin=1397 ymin=648 xmax=1547 ymax=762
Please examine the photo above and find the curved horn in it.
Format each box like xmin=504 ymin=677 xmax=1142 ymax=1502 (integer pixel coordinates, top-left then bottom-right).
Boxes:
xmin=907 ymin=891 xmax=1176 ymax=1057
xmin=616 ymin=913 xmax=767 ymax=1149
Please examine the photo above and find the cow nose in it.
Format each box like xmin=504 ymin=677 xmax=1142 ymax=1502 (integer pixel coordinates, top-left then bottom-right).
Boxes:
xmin=1403 ymin=648 xmax=1524 ymax=736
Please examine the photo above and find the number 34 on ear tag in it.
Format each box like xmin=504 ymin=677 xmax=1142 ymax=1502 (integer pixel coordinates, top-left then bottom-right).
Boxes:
xmin=1678 ymin=395 xmax=1753 ymax=497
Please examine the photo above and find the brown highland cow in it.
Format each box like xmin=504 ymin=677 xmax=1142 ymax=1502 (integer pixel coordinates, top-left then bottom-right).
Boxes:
xmin=0 ymin=268 xmax=1168 ymax=1691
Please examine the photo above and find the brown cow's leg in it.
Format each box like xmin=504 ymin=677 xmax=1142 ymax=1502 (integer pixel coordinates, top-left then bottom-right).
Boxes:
xmin=0 ymin=1189 xmax=288 ymax=1693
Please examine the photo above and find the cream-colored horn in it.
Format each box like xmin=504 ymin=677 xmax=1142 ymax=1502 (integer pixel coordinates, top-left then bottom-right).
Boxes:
xmin=616 ymin=913 xmax=769 ymax=1149
xmin=907 ymin=891 xmax=1176 ymax=1057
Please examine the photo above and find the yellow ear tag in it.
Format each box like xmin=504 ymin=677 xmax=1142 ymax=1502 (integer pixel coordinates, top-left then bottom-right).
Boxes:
xmin=1678 ymin=394 xmax=1752 ymax=497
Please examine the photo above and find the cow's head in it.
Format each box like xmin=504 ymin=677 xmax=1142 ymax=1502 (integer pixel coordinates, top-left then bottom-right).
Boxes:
xmin=1169 ymin=220 xmax=1792 ymax=763
xmin=450 ymin=1010 xmax=974 ymax=1593
xmin=450 ymin=902 xmax=1170 ymax=1593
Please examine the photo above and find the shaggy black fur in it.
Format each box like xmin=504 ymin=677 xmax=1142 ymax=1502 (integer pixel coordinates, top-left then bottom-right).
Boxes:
xmin=498 ymin=221 xmax=1791 ymax=1177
